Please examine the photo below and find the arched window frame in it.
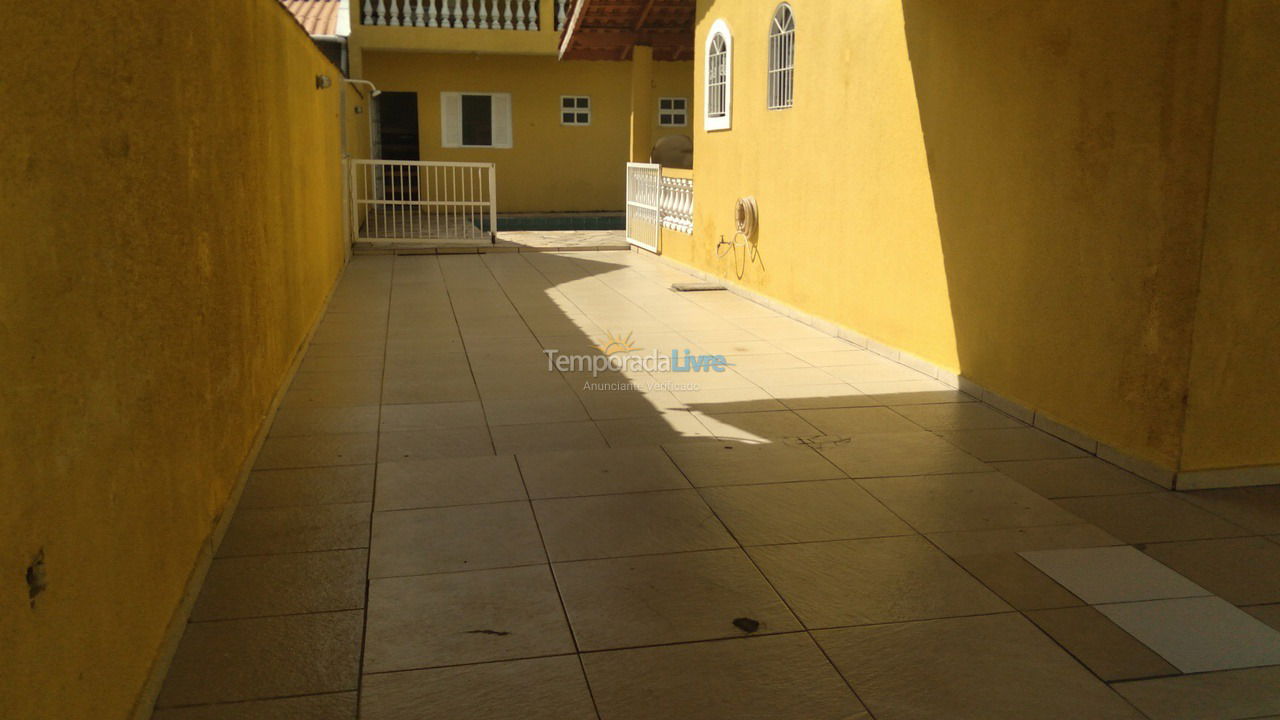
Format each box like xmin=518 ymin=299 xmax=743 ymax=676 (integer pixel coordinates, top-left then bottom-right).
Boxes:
xmin=767 ymin=3 xmax=795 ymax=110
xmin=704 ymin=19 xmax=733 ymax=131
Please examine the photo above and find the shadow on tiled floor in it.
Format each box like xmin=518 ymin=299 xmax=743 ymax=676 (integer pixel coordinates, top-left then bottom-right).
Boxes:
xmin=151 ymin=251 xmax=1280 ymax=720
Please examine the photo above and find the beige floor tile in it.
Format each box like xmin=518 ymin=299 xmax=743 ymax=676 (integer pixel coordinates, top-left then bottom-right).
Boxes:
xmin=722 ymin=352 xmax=811 ymax=370
xmin=735 ymin=366 xmax=840 ymax=387
xmin=482 ymin=393 xmax=590 ymax=426
xmin=1143 ymin=537 xmax=1280 ymax=605
xmin=672 ymin=385 xmax=786 ymax=413
xmin=582 ymin=634 xmax=870 ymax=720
xmin=926 ymin=523 xmax=1123 ymax=556
xmin=554 ymin=549 xmax=801 ymax=650
xmin=1246 ymin=603 xmax=1280 ymax=631
xmin=734 ymin=317 xmax=831 ymax=340
xmin=298 ymin=353 xmax=384 ymax=374
xmin=768 ymin=384 xmax=878 ymax=410
xmin=748 ymin=536 xmax=1009 ymax=628
xmin=269 ymin=405 xmax=380 ymax=437
xmin=853 ymin=379 xmax=975 ymax=405
xmin=382 ymin=352 xmax=472 ymax=378
xmin=377 ymin=427 xmax=494 ymax=462
xmin=699 ymin=409 xmax=823 ymax=440
xmin=360 ymin=656 xmax=597 ymax=720
xmin=217 ymin=503 xmax=370 ymax=557
xmin=369 ymin=501 xmax=545 ymax=577
xmin=940 ymin=427 xmax=1087 ymax=461
xmin=533 ymin=490 xmax=735 ymax=561
xmin=815 ymin=613 xmax=1143 ymax=720
xmin=381 ymin=373 xmax=479 ymax=405
xmin=1055 ymin=492 xmax=1251 ymax=544
xmin=253 ymin=433 xmax=378 ymax=470
xmin=797 ymin=406 xmax=925 ymax=436
xmin=1113 ymin=666 xmax=1280 ymax=720
xmin=191 ymin=549 xmax=367 ymax=621
xmin=816 ymin=431 xmax=992 ymax=478
xmin=287 ymin=369 xmax=382 ymax=392
xmin=779 ymin=336 xmax=867 ymax=353
xmin=240 ymin=465 xmax=374 ymax=508
xmin=664 ymin=441 xmax=844 ymax=487
xmin=517 ymin=446 xmax=688 ymax=498
xmin=577 ymin=389 xmax=683 ymax=419
xmin=857 ymin=472 xmax=1082 ymax=533
xmin=791 ymin=349 xmax=881 ymax=367
xmin=490 ymin=420 xmax=607 ymax=453
xmin=312 ymin=322 xmax=387 ymax=345
xmin=891 ymin=402 xmax=1024 ymax=431
xmin=155 ymin=611 xmax=361 ymax=707
xmin=700 ymin=479 xmax=913 ymax=545
xmin=1025 ymin=606 xmax=1180 ymax=681
xmin=595 ymin=412 xmax=713 ymax=446
xmin=1019 ymin=545 xmax=1209 ymax=604
xmin=993 ymin=457 xmax=1158 ymax=498
xmin=696 ymin=340 xmax=783 ymax=356
xmin=951 ymin=552 xmax=1084 ymax=610
xmin=280 ymin=375 xmax=384 ymax=409
xmin=824 ymin=362 xmax=930 ymax=384
xmin=1182 ymin=485 xmax=1280 ymax=535
xmin=151 ymin=692 xmax=357 ymax=720
xmin=375 ymin=455 xmax=525 ymax=510
xmin=1098 ymin=596 xmax=1280 ymax=673
xmin=363 ymin=566 xmax=575 ymax=672
xmin=378 ymin=401 xmax=487 ymax=432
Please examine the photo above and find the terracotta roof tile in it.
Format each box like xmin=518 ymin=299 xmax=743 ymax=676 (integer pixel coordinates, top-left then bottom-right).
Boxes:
xmin=280 ymin=0 xmax=342 ymax=36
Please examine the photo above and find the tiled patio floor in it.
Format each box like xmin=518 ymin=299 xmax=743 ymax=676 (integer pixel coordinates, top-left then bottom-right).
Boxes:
xmin=153 ymin=251 xmax=1280 ymax=720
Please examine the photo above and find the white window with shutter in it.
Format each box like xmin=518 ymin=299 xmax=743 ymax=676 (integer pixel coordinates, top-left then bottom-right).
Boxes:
xmin=440 ymin=92 xmax=513 ymax=149
xmin=704 ymin=20 xmax=732 ymax=131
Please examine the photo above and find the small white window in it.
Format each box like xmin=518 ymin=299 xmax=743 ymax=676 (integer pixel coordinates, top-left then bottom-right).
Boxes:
xmin=658 ymin=97 xmax=688 ymax=127
xmin=440 ymin=92 xmax=513 ymax=148
xmin=560 ymin=96 xmax=591 ymax=125
xmin=767 ymin=4 xmax=795 ymax=110
xmin=704 ymin=19 xmax=732 ymax=131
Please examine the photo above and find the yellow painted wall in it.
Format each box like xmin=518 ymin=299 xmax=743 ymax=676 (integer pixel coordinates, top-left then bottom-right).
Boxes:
xmin=0 ymin=1 xmax=350 ymax=718
xmin=346 ymin=83 xmax=375 ymax=161
xmin=683 ymin=0 xmax=1225 ymax=469
xmin=1181 ymin=1 xmax=1280 ymax=471
xmin=362 ymin=51 xmax=691 ymax=211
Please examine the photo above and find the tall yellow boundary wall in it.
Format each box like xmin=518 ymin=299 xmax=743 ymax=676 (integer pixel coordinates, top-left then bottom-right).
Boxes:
xmin=673 ymin=0 xmax=1278 ymax=481
xmin=0 ymin=1 xmax=356 ymax=717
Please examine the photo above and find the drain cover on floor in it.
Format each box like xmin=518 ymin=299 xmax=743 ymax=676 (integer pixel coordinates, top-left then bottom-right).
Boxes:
xmin=671 ymin=282 xmax=726 ymax=292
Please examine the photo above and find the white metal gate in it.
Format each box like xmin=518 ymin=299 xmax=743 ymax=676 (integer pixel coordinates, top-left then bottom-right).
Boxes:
xmin=349 ymin=160 xmax=497 ymax=243
xmin=625 ymin=162 xmax=662 ymax=253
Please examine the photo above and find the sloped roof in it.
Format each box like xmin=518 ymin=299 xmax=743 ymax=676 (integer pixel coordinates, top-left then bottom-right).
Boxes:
xmin=559 ymin=0 xmax=695 ymax=61
xmin=280 ymin=0 xmax=344 ymax=37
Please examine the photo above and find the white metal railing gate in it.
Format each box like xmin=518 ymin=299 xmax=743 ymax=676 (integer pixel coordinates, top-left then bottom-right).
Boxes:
xmin=625 ymin=162 xmax=661 ymax=253
xmin=350 ymin=160 xmax=497 ymax=243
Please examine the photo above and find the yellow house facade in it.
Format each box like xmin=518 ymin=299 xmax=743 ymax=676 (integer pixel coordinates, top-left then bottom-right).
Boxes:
xmin=348 ymin=0 xmax=693 ymax=212
xmin=597 ymin=0 xmax=1280 ymax=489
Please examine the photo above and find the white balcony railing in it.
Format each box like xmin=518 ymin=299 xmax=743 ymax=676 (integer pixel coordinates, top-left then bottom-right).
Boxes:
xmin=660 ymin=173 xmax=694 ymax=234
xmin=362 ymin=0 xmax=569 ymax=30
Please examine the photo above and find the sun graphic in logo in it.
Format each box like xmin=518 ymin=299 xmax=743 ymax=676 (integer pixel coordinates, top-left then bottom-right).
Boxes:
xmin=594 ymin=330 xmax=640 ymax=357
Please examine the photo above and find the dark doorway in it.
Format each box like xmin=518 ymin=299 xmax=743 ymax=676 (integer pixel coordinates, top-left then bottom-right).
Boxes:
xmin=376 ymin=91 xmax=420 ymax=160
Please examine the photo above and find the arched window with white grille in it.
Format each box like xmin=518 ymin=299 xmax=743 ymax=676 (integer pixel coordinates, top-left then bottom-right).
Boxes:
xmin=705 ymin=20 xmax=733 ymax=131
xmin=767 ymin=4 xmax=795 ymax=110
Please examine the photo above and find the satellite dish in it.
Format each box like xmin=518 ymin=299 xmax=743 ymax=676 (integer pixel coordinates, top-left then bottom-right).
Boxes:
xmin=651 ymin=134 xmax=693 ymax=169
